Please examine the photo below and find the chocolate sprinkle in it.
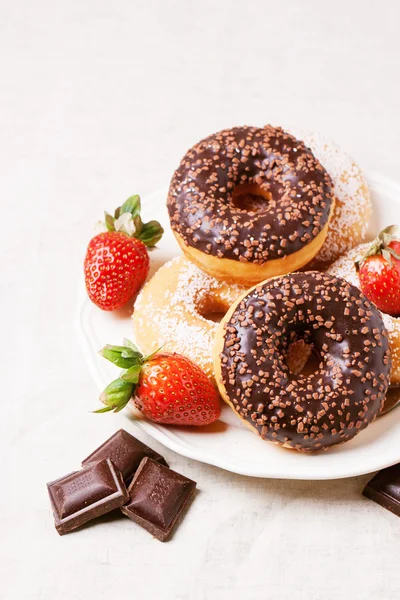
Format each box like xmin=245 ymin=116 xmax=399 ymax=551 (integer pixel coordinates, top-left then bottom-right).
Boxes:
xmin=167 ymin=126 xmax=334 ymax=263
xmin=218 ymin=272 xmax=391 ymax=452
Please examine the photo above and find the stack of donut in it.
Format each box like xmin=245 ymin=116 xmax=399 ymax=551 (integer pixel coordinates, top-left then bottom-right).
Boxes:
xmin=133 ymin=124 xmax=395 ymax=452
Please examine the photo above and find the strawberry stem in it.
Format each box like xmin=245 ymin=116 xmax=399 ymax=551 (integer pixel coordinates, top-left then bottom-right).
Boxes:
xmin=355 ymin=224 xmax=400 ymax=270
xmin=142 ymin=345 xmax=164 ymax=362
xmin=98 ymin=194 xmax=164 ymax=247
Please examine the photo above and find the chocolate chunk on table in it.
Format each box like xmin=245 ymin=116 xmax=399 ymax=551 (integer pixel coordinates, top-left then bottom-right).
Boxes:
xmin=81 ymin=429 xmax=168 ymax=483
xmin=363 ymin=463 xmax=400 ymax=518
xmin=121 ymin=457 xmax=196 ymax=542
xmin=47 ymin=458 xmax=129 ymax=535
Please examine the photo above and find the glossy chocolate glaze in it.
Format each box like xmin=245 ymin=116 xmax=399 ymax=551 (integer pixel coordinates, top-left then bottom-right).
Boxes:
xmin=219 ymin=272 xmax=391 ymax=451
xmin=167 ymin=126 xmax=334 ymax=263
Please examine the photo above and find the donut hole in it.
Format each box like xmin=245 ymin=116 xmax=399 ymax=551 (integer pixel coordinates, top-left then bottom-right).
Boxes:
xmin=285 ymin=339 xmax=321 ymax=377
xmin=232 ymin=184 xmax=272 ymax=214
xmin=197 ymin=298 xmax=227 ymax=324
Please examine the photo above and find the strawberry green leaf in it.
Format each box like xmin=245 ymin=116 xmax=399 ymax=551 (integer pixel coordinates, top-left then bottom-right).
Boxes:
xmin=111 ymin=404 xmax=127 ymax=413
xmin=92 ymin=406 xmax=114 ymax=414
xmin=355 ymin=235 xmax=384 ymax=270
xmin=120 ymin=364 xmax=142 ymax=383
xmin=102 ymin=344 xmax=137 ymax=355
xmin=379 ymin=224 xmax=400 ymax=244
xmin=108 ymin=345 xmax=142 ymax=361
xmin=133 ymin=215 xmax=143 ymax=235
xmin=104 ymin=212 xmax=116 ymax=231
xmin=96 ymin=339 xmax=147 ymax=414
xmin=120 ymin=348 xmax=141 ymax=359
xmin=136 ymin=220 xmax=164 ymax=247
xmin=121 ymin=195 xmax=141 ymax=218
xmin=99 ymin=344 xmax=142 ymax=368
xmin=382 ymin=249 xmax=393 ymax=266
xmin=123 ymin=338 xmax=141 ymax=353
xmin=388 ymin=246 xmax=400 ymax=261
xmin=98 ymin=377 xmax=134 ymax=412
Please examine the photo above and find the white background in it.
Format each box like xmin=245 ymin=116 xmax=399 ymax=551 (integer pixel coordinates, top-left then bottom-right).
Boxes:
xmin=1 ymin=1 xmax=400 ymax=599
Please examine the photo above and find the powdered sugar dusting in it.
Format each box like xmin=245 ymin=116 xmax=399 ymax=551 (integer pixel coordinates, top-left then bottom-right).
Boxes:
xmin=288 ymin=128 xmax=371 ymax=265
xmin=132 ymin=256 xmax=246 ymax=378
xmin=327 ymin=243 xmax=369 ymax=288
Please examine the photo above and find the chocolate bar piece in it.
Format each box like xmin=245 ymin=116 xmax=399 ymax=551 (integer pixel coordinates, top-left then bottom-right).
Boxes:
xmin=363 ymin=463 xmax=400 ymax=518
xmin=47 ymin=458 xmax=129 ymax=535
xmin=81 ymin=429 xmax=168 ymax=483
xmin=121 ymin=458 xmax=196 ymax=541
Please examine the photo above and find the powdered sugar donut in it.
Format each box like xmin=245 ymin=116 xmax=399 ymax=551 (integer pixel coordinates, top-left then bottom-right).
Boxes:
xmin=132 ymin=256 xmax=247 ymax=381
xmin=327 ymin=243 xmax=400 ymax=385
xmin=288 ymin=128 xmax=371 ymax=267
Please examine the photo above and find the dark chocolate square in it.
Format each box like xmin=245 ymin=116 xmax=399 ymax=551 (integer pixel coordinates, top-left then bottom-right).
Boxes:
xmin=81 ymin=429 xmax=168 ymax=483
xmin=47 ymin=458 xmax=129 ymax=535
xmin=363 ymin=462 xmax=400 ymax=518
xmin=121 ymin=458 xmax=196 ymax=541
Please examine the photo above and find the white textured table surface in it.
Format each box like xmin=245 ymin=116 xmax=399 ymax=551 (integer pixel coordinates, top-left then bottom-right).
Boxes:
xmin=1 ymin=1 xmax=400 ymax=599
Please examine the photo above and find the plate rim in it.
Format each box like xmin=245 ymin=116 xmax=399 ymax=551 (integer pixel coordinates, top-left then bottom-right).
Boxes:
xmin=75 ymin=171 xmax=400 ymax=480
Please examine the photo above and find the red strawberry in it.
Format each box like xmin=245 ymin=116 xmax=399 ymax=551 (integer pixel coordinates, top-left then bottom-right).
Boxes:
xmin=135 ymin=354 xmax=221 ymax=425
xmin=356 ymin=225 xmax=400 ymax=317
xmin=84 ymin=232 xmax=149 ymax=311
xmin=84 ymin=194 xmax=163 ymax=311
xmin=95 ymin=340 xmax=221 ymax=426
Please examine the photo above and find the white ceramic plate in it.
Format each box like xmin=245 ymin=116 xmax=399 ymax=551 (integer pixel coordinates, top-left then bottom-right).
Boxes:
xmin=77 ymin=173 xmax=400 ymax=479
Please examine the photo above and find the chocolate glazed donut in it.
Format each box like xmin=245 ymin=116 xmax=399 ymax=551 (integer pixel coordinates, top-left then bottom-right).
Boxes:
xmin=213 ymin=272 xmax=392 ymax=452
xmin=167 ymin=126 xmax=335 ymax=284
